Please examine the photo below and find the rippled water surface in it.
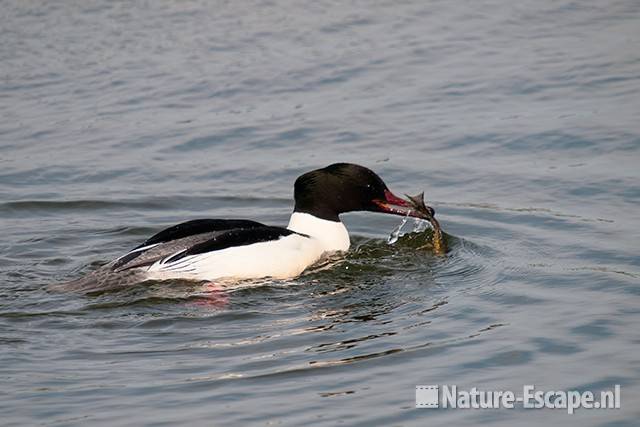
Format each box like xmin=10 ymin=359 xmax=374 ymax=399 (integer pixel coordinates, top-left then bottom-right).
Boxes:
xmin=2 ymin=1 xmax=639 ymax=425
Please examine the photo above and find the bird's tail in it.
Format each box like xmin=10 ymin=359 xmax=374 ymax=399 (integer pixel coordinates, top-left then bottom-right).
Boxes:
xmin=51 ymin=264 xmax=148 ymax=293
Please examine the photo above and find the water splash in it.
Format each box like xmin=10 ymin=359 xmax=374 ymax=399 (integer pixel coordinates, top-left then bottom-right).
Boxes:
xmin=387 ymin=214 xmax=410 ymax=244
xmin=388 ymin=216 xmax=432 ymax=245
xmin=412 ymin=218 xmax=430 ymax=233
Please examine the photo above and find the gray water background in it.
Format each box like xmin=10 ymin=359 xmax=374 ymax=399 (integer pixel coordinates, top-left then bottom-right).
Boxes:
xmin=1 ymin=1 xmax=639 ymax=425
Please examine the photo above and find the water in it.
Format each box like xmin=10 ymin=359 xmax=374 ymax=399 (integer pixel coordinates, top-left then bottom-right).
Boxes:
xmin=1 ymin=0 xmax=639 ymax=425
xmin=387 ymin=213 xmax=410 ymax=244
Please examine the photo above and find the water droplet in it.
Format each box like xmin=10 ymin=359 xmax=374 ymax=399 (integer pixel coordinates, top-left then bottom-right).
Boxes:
xmin=412 ymin=218 xmax=429 ymax=233
xmin=388 ymin=213 xmax=410 ymax=244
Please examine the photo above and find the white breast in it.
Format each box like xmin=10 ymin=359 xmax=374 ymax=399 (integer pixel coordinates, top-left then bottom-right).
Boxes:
xmin=286 ymin=212 xmax=350 ymax=252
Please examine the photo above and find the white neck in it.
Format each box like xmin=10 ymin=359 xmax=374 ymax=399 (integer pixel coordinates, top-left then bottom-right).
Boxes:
xmin=287 ymin=212 xmax=350 ymax=252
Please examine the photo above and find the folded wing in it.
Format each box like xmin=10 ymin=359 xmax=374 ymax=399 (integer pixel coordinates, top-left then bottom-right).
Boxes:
xmin=111 ymin=220 xmax=298 ymax=273
xmin=111 ymin=219 xmax=267 ymax=271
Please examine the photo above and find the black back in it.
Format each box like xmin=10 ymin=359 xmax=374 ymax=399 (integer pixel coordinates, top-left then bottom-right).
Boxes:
xmin=138 ymin=219 xmax=264 ymax=248
xmin=112 ymin=219 xmax=266 ymax=271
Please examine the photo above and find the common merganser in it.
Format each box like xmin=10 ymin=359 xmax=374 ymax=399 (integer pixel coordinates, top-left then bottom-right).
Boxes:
xmin=65 ymin=163 xmax=435 ymax=288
